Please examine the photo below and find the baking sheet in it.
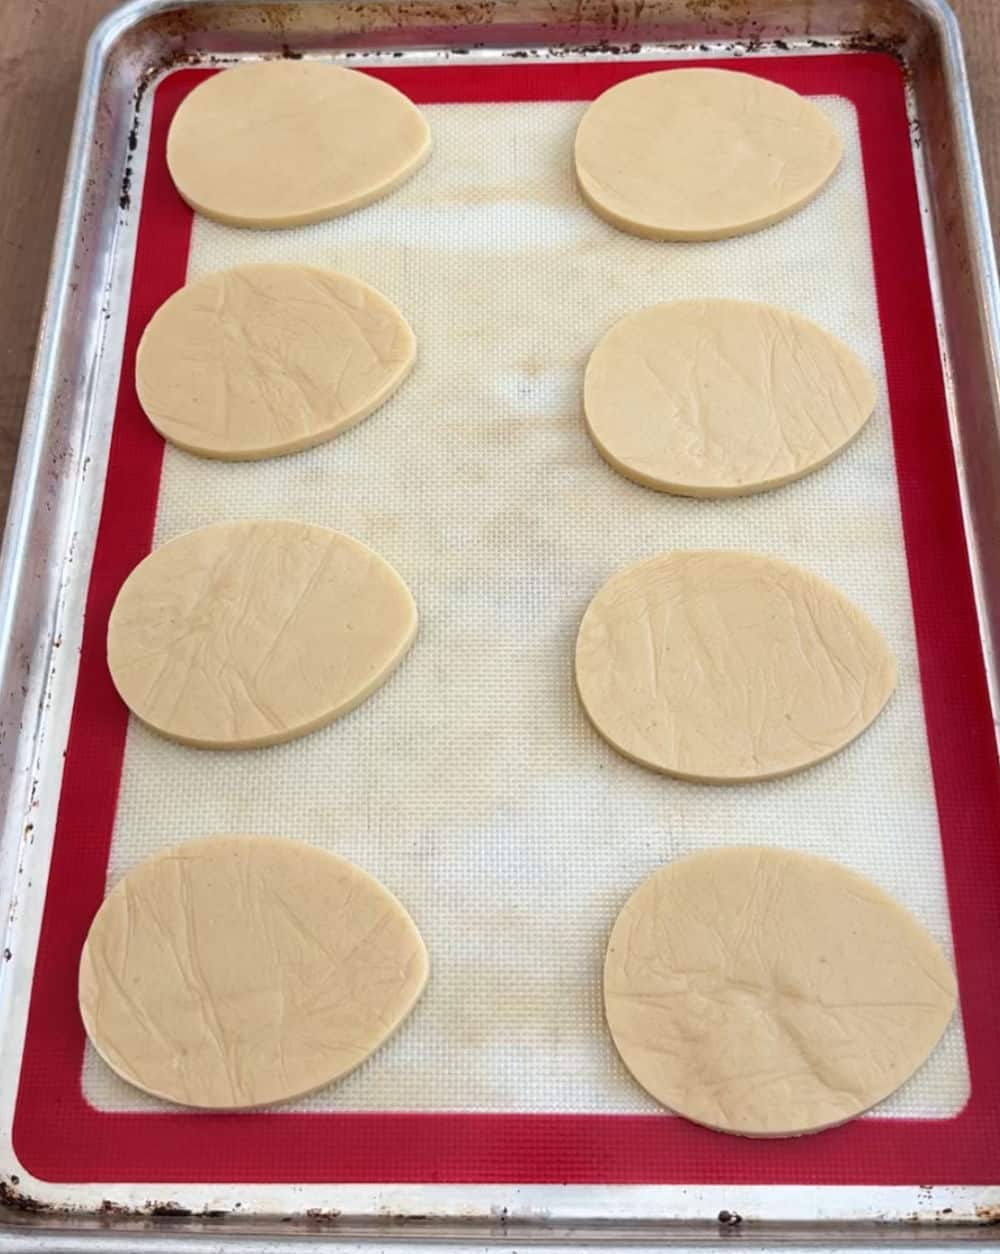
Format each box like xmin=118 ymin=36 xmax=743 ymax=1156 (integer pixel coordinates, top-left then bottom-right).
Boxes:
xmin=5 ymin=25 xmax=1000 ymax=1226
xmin=80 ymin=87 xmax=969 ymax=1120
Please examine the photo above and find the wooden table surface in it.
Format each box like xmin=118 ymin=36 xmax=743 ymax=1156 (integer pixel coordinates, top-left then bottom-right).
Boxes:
xmin=0 ymin=1 xmax=997 ymax=526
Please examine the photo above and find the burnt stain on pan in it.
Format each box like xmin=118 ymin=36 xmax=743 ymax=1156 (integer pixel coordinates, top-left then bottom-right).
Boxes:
xmin=0 ymin=1181 xmax=50 ymax=1214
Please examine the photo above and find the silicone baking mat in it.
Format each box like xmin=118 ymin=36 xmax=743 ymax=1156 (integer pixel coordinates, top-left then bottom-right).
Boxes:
xmin=13 ymin=53 xmax=1000 ymax=1186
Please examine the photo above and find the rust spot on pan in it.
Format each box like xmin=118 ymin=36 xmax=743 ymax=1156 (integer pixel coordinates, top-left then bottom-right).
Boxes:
xmin=148 ymin=1201 xmax=193 ymax=1217
xmin=0 ymin=1180 xmax=61 ymax=1215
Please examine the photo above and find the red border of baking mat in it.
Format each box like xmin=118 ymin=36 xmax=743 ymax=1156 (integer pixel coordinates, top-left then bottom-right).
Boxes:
xmin=13 ymin=53 xmax=1000 ymax=1186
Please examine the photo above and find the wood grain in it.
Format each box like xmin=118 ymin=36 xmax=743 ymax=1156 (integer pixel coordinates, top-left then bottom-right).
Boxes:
xmin=0 ymin=0 xmax=120 ymax=524
xmin=951 ymin=0 xmax=1000 ymax=233
xmin=0 ymin=0 xmax=997 ymax=524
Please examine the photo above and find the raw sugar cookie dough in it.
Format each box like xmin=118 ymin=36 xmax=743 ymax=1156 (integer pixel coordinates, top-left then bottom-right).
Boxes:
xmin=575 ymin=68 xmax=842 ymax=240
xmin=136 ymin=264 xmax=416 ymax=460
xmin=584 ymin=300 xmax=876 ymax=496
xmin=575 ymin=550 xmax=896 ymax=782
xmin=107 ymin=521 xmax=417 ymax=749
xmin=604 ymin=846 xmax=957 ymax=1136
xmin=166 ymin=61 xmax=431 ymax=228
xmin=79 ymin=835 xmax=430 ymax=1109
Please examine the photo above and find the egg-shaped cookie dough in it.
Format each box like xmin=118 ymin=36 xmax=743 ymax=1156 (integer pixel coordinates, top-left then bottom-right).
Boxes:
xmin=605 ymin=847 xmax=956 ymax=1136
xmin=584 ymin=300 xmax=876 ymax=496
xmin=108 ymin=521 xmax=417 ymax=749
xmin=167 ymin=61 xmax=431 ymax=227
xmin=575 ymin=68 xmax=842 ymax=240
xmin=137 ymin=265 xmax=416 ymax=460
xmin=80 ymin=835 xmax=429 ymax=1109
xmin=576 ymin=550 xmax=895 ymax=782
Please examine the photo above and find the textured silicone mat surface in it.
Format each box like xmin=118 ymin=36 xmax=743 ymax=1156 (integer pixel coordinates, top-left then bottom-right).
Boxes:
xmin=82 ymin=95 xmax=969 ymax=1118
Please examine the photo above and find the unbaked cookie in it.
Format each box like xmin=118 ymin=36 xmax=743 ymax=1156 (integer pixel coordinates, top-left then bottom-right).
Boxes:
xmin=605 ymin=847 xmax=957 ymax=1136
xmin=584 ymin=300 xmax=876 ymax=496
xmin=136 ymin=264 xmax=415 ymax=460
xmin=575 ymin=68 xmax=842 ymax=240
xmin=80 ymin=835 xmax=429 ymax=1109
xmin=166 ymin=61 xmax=431 ymax=228
xmin=576 ymin=550 xmax=895 ymax=782
xmin=107 ymin=521 xmax=417 ymax=749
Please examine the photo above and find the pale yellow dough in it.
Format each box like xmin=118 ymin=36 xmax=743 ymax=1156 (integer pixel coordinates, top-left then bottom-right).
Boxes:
xmin=79 ymin=835 xmax=429 ymax=1110
xmin=584 ymin=300 xmax=876 ymax=496
xmin=166 ymin=61 xmax=431 ymax=228
xmin=575 ymin=68 xmax=842 ymax=240
xmin=605 ymin=847 xmax=957 ymax=1137
xmin=136 ymin=264 xmax=416 ymax=460
xmin=576 ymin=550 xmax=896 ymax=782
xmin=107 ymin=521 xmax=417 ymax=749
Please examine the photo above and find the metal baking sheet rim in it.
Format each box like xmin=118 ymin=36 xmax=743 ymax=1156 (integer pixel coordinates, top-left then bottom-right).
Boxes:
xmin=1 ymin=0 xmax=999 ymax=1242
